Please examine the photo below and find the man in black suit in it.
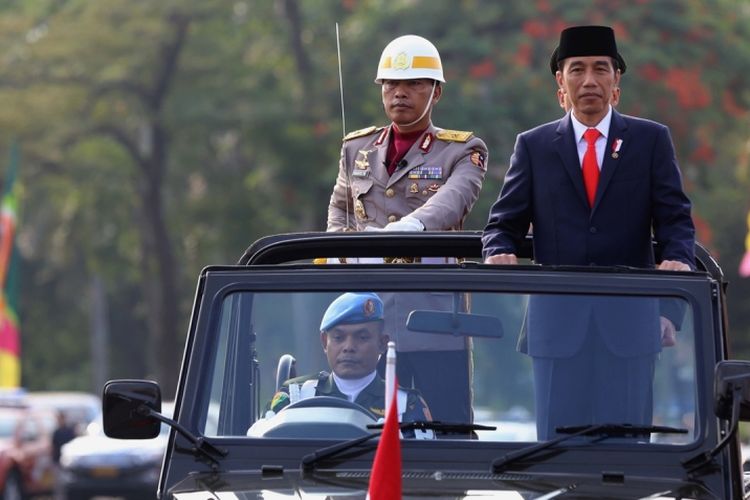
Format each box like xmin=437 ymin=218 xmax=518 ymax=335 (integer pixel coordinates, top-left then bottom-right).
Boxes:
xmin=482 ymin=26 xmax=695 ymax=439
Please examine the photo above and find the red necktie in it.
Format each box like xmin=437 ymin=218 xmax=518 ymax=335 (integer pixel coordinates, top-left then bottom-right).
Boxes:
xmin=582 ymin=128 xmax=601 ymax=208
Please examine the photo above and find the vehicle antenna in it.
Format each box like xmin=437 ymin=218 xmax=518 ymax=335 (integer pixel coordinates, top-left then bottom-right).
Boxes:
xmin=336 ymin=22 xmax=351 ymax=231
xmin=336 ymin=23 xmax=347 ymax=139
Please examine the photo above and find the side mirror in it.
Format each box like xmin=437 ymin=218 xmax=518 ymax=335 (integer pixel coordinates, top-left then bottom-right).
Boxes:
xmin=103 ymin=379 xmax=162 ymax=439
xmin=714 ymin=361 xmax=750 ymax=421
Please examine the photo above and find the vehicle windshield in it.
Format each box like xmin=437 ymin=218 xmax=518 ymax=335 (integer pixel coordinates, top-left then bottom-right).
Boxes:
xmin=200 ymin=288 xmax=696 ymax=445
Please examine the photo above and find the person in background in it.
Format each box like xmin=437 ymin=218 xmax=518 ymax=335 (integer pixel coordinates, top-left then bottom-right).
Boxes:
xmin=52 ymin=410 xmax=77 ymax=500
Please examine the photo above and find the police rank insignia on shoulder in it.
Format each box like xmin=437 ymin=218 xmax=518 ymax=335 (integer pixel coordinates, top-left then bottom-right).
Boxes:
xmin=343 ymin=126 xmax=379 ymax=142
xmin=436 ymin=129 xmax=474 ymax=143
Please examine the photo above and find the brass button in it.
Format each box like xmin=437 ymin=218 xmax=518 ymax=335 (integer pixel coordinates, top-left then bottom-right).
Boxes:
xmin=422 ymin=190 xmax=428 ymax=196
xmin=385 ymin=188 xmax=395 ymax=198
xmin=388 ymin=215 xmax=398 ymax=223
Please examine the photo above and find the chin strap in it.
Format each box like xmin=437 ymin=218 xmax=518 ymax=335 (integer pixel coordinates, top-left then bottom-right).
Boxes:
xmin=400 ymin=81 xmax=437 ymax=128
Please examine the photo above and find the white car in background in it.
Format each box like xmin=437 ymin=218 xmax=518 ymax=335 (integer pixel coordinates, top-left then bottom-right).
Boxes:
xmin=59 ymin=402 xmax=173 ymax=500
xmin=26 ymin=391 xmax=100 ymax=434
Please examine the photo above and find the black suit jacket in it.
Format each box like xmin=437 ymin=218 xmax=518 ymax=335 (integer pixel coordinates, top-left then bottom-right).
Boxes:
xmin=483 ymin=110 xmax=695 ymax=357
xmin=483 ymin=110 xmax=695 ymax=267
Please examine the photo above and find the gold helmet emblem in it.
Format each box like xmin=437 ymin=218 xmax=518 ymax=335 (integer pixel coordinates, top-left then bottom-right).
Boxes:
xmin=393 ymin=52 xmax=409 ymax=70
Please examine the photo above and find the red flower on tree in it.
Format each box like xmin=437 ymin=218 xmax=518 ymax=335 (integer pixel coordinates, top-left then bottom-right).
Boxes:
xmin=664 ymin=67 xmax=711 ymax=109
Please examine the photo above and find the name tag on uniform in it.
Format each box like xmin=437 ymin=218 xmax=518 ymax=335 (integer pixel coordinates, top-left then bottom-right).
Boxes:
xmin=408 ymin=166 xmax=442 ymax=179
xmin=352 ymin=169 xmax=370 ymax=177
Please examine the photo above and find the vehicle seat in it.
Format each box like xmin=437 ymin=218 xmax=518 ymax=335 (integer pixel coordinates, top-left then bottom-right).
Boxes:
xmin=275 ymin=354 xmax=297 ymax=392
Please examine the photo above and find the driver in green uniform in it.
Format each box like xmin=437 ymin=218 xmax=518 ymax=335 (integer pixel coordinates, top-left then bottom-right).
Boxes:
xmin=267 ymin=292 xmax=432 ymax=424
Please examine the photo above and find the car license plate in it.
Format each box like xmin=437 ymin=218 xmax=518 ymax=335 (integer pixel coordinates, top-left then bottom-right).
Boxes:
xmin=90 ymin=466 xmax=119 ymax=478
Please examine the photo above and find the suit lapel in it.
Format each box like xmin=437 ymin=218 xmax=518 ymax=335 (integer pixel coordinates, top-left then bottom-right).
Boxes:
xmin=554 ymin=114 xmax=589 ymax=209
xmin=592 ymin=110 xmax=629 ymax=214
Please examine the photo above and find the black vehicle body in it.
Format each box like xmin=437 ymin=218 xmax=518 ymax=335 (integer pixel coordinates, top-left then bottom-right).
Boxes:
xmin=103 ymin=232 xmax=750 ymax=499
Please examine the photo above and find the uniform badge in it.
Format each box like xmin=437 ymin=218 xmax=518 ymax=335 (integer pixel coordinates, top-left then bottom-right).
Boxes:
xmin=419 ymin=133 xmax=433 ymax=152
xmin=355 ymin=149 xmax=375 ymax=170
xmin=470 ymin=150 xmax=486 ymax=170
xmin=270 ymin=392 xmax=289 ymax=411
xmin=428 ymin=183 xmax=440 ymax=192
xmin=363 ymin=299 xmax=375 ymax=317
xmin=375 ymin=127 xmax=389 ymax=146
xmin=343 ymin=126 xmax=378 ymax=142
xmin=354 ymin=200 xmax=367 ymax=220
xmin=408 ymin=166 xmax=442 ymax=179
xmin=393 ymin=52 xmax=409 ymax=70
xmin=410 ymin=183 xmax=419 ymax=194
xmin=436 ymin=129 xmax=473 ymax=143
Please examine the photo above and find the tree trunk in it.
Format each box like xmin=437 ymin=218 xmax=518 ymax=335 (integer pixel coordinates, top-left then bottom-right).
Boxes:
xmin=136 ymin=12 xmax=190 ymax=397
xmin=134 ymin=118 xmax=180 ymax=396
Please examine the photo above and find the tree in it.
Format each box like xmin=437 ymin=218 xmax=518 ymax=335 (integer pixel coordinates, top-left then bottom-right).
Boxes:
xmin=0 ymin=0 xmax=749 ymax=393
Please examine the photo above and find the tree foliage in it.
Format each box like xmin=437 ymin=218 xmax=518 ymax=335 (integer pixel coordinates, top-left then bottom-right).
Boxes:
xmin=0 ymin=0 xmax=748 ymax=392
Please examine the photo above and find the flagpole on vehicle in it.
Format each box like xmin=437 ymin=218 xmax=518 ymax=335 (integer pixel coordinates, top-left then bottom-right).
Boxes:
xmin=368 ymin=341 xmax=401 ymax=500
xmin=385 ymin=341 xmax=396 ymax=415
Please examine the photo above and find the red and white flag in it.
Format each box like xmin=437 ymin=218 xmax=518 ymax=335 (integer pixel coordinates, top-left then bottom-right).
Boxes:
xmin=367 ymin=342 xmax=401 ymax=500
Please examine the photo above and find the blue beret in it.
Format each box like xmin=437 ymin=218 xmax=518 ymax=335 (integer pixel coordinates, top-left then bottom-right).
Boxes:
xmin=320 ymin=293 xmax=384 ymax=331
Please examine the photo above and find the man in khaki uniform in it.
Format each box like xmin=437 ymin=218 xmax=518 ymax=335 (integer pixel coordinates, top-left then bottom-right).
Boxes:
xmin=329 ymin=124 xmax=487 ymax=231
xmin=328 ymin=36 xmax=487 ymax=232
xmin=326 ymin=35 xmax=488 ymax=423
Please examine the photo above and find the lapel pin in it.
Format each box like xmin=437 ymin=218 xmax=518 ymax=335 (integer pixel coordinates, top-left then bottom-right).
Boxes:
xmin=611 ymin=138 xmax=623 ymax=159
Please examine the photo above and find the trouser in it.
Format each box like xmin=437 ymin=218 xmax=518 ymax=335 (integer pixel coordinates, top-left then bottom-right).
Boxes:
xmin=532 ymin=324 xmax=656 ymax=441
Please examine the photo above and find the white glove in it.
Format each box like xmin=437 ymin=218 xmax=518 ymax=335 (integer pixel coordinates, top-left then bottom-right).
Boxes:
xmin=383 ymin=215 xmax=424 ymax=232
xmin=362 ymin=225 xmax=383 ymax=232
xmin=326 ymin=257 xmax=384 ymax=264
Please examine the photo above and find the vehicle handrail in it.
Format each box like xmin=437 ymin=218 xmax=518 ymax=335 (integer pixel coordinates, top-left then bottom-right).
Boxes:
xmin=238 ymin=231 xmax=722 ymax=282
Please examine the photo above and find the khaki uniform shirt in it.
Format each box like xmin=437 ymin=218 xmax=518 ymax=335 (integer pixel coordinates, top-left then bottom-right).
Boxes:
xmin=327 ymin=123 xmax=488 ymax=231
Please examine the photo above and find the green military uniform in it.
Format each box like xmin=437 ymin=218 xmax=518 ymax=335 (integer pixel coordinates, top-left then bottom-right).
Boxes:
xmin=327 ymin=123 xmax=488 ymax=231
xmin=268 ymin=371 xmax=432 ymax=423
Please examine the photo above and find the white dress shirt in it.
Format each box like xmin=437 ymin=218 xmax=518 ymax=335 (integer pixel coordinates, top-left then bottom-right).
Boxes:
xmin=570 ymin=105 xmax=613 ymax=170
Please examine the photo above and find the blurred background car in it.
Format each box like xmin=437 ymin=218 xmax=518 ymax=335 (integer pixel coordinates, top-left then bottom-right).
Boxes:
xmin=0 ymin=403 xmax=57 ymax=500
xmin=26 ymin=392 xmax=101 ymax=435
xmin=59 ymin=402 xmax=173 ymax=500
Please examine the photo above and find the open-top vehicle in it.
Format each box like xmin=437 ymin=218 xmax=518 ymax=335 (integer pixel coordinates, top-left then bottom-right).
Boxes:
xmin=102 ymin=231 xmax=750 ymax=499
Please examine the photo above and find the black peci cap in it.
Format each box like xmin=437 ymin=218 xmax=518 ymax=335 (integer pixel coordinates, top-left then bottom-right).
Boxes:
xmin=549 ymin=25 xmax=626 ymax=75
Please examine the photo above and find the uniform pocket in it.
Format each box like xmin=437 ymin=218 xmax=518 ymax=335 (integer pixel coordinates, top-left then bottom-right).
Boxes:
xmin=351 ymin=178 xmax=376 ymax=223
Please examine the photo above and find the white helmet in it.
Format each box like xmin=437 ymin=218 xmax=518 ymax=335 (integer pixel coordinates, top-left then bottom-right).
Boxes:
xmin=375 ymin=35 xmax=445 ymax=84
